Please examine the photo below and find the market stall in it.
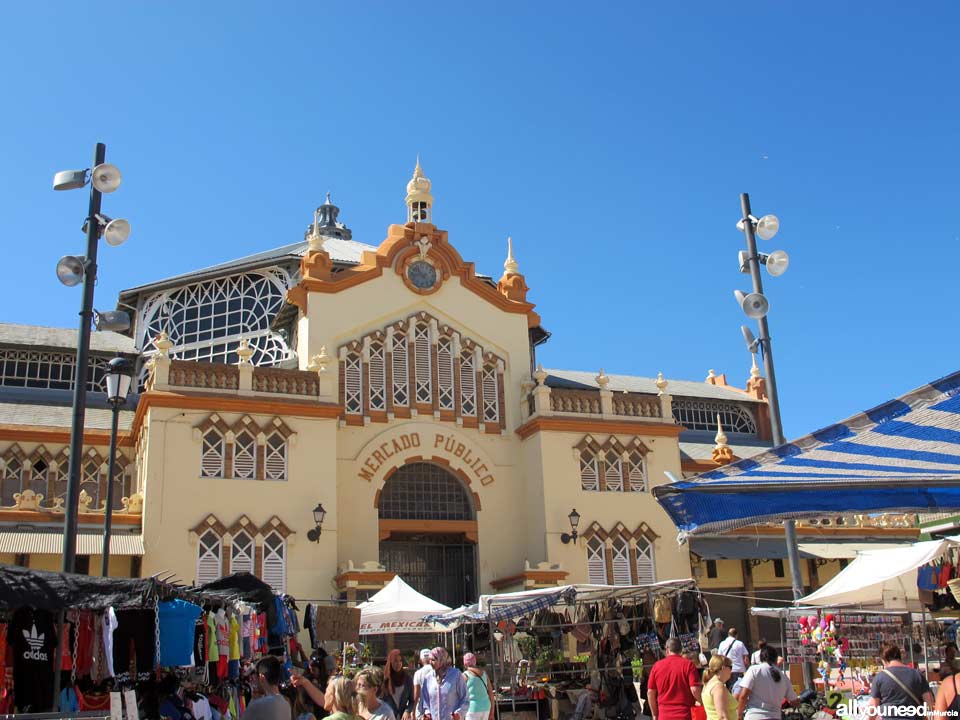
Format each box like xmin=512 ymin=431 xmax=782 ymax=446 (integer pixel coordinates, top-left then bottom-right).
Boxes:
xmin=0 ymin=565 xmax=307 ymax=717
xmin=427 ymin=579 xmax=701 ymax=720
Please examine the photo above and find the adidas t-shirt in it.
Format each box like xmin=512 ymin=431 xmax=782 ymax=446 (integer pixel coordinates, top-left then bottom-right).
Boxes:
xmin=8 ymin=607 xmax=57 ymax=712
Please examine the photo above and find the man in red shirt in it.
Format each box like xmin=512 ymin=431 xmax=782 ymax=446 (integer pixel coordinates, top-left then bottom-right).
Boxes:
xmin=647 ymin=637 xmax=702 ymax=720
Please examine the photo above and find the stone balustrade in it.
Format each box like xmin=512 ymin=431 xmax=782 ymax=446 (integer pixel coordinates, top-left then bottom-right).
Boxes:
xmin=550 ymin=389 xmax=603 ymax=414
xmin=612 ymin=394 xmax=662 ymax=418
xmin=252 ymin=367 xmax=319 ymax=397
xmin=167 ymin=360 xmax=239 ymax=391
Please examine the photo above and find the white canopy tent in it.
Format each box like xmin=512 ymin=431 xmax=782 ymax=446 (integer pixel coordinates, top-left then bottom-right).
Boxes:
xmin=356 ymin=576 xmax=452 ymax=634
xmin=798 ymin=538 xmax=960 ymax=611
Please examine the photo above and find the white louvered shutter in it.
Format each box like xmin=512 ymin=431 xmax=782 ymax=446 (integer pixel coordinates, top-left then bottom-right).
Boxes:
xmin=233 ymin=432 xmax=256 ymax=479
xmin=344 ymin=352 xmax=363 ymax=414
xmin=482 ymin=365 xmax=499 ymax=423
xmin=580 ymin=453 xmax=599 ymax=491
xmin=230 ymin=531 xmax=255 ymax=575
xmin=264 ymin=433 xmax=286 ymax=481
xmin=369 ymin=341 xmax=386 ymax=410
xmin=262 ymin=532 xmax=286 ymax=593
xmin=392 ymin=332 xmax=409 ymax=407
xmin=587 ymin=537 xmax=608 ymax=584
xmin=459 ymin=349 xmax=476 ymax=416
xmin=611 ymin=537 xmax=631 ymax=586
xmin=628 ymin=451 xmax=646 ymax=492
xmin=197 ymin=530 xmax=222 ymax=585
xmin=81 ymin=460 xmax=100 ymax=506
xmin=437 ymin=337 xmax=455 ymax=410
xmin=202 ymin=429 xmax=224 ymax=477
xmin=636 ymin=537 xmax=657 ymax=584
xmin=604 ymin=450 xmax=623 ymax=492
xmin=414 ymin=323 xmax=432 ymax=404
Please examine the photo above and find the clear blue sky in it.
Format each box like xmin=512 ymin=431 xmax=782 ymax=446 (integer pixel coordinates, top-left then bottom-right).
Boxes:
xmin=2 ymin=2 xmax=957 ymax=439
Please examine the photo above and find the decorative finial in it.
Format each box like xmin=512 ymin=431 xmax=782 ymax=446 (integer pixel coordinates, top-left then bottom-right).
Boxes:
xmin=706 ymin=369 xmax=716 ymax=381
xmin=308 ymin=346 xmax=331 ymax=373
xmin=504 ymin=236 xmax=520 ymax=276
xmin=155 ymin=331 xmax=173 ymax=357
xmin=237 ymin=338 xmax=254 ymax=366
xmin=750 ymin=353 xmax=761 ymax=379
xmin=533 ymin=364 xmax=548 ymax=386
xmin=712 ymin=414 xmax=735 ymax=464
xmin=656 ymin=371 xmax=668 ymax=393
xmin=715 ymin=415 xmax=729 ymax=447
xmin=406 ymin=158 xmax=433 ymax=222
xmin=326 ymin=191 xmax=332 ymax=204
xmin=596 ymin=368 xmax=609 ymax=389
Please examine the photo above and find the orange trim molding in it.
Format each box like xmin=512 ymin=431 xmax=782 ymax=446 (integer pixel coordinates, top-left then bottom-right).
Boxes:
xmin=378 ymin=519 xmax=478 ymax=543
xmin=490 ymin=569 xmax=569 ymax=590
xmin=289 ymin=222 xmax=542 ymax=328
xmin=516 ymin=416 xmax=684 ymax=440
xmin=333 ymin=570 xmax=397 ymax=589
xmin=681 ymin=460 xmax=721 ymax=474
xmin=132 ymin=390 xmax=340 ymax=442
xmin=0 ymin=425 xmax=134 ymax=448
xmin=0 ymin=509 xmax=140 ymax=525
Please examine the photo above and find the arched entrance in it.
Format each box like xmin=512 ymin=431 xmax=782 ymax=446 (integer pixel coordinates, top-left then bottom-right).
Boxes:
xmin=378 ymin=462 xmax=478 ymax=608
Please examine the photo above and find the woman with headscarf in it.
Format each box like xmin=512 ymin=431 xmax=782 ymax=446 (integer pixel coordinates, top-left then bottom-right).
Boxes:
xmin=382 ymin=650 xmax=415 ymax=720
xmin=461 ymin=653 xmax=494 ymax=720
xmin=417 ymin=648 xmax=468 ymax=720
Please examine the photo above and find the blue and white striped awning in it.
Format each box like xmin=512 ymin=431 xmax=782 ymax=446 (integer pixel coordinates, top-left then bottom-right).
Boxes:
xmin=653 ymin=370 xmax=960 ymax=537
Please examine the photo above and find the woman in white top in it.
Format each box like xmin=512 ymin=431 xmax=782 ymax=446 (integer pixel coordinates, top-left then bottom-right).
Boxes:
xmin=736 ymin=646 xmax=798 ymax=720
xmin=357 ymin=667 xmax=397 ymax=720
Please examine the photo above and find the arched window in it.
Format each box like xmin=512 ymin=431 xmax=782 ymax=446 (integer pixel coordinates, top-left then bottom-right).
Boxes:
xmin=30 ymin=458 xmax=48 ymax=497
xmin=414 ymin=322 xmax=432 ymax=404
xmin=230 ymin=531 xmax=255 ymax=575
xmin=460 ymin=348 xmax=476 ymax=417
xmin=1 ymin=458 xmax=23 ymax=506
xmin=437 ymin=336 xmax=455 ymax=410
xmin=233 ymin=431 xmax=256 ymax=480
xmin=586 ymin=536 xmax=607 ymax=584
xmin=580 ymin=451 xmax=599 ymax=492
xmin=264 ymin=432 xmax=287 ymax=481
xmin=81 ymin=459 xmax=100 ymax=506
xmin=262 ymin=531 xmax=286 ymax=593
xmin=201 ymin=428 xmax=225 ymax=478
xmin=344 ymin=351 xmax=363 ymax=415
xmin=196 ymin=530 xmax=222 ymax=585
xmin=378 ymin=462 xmax=474 ymax=521
xmin=604 ymin=450 xmax=623 ymax=492
xmin=368 ymin=340 xmax=386 ymax=411
xmin=635 ymin=536 xmax=656 ymax=584
xmin=391 ymin=330 xmax=409 ymax=408
xmin=611 ymin=536 xmax=631 ymax=585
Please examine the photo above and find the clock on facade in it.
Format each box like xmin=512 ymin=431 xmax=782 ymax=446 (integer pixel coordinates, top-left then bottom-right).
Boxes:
xmin=407 ymin=260 xmax=438 ymax=290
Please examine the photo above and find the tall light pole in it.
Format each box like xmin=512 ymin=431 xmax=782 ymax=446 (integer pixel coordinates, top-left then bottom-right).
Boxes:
xmin=733 ymin=193 xmax=810 ymax=688
xmin=102 ymin=356 xmax=133 ymax=576
xmin=53 ymin=142 xmax=131 ymax=573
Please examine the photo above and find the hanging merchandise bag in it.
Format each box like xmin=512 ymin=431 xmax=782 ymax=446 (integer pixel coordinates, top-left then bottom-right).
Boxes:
xmin=654 ymin=595 xmax=672 ymax=624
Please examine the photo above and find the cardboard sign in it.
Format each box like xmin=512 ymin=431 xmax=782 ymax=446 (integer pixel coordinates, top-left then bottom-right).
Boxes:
xmin=315 ymin=606 xmax=361 ymax=642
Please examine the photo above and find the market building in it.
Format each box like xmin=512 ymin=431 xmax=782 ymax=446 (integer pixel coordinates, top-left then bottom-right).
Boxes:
xmin=0 ymin=163 xmax=890 ymax=635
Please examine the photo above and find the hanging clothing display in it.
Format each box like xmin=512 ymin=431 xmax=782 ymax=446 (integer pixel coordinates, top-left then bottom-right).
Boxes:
xmin=7 ymin=607 xmax=57 ymax=712
xmin=158 ymin=599 xmax=203 ymax=667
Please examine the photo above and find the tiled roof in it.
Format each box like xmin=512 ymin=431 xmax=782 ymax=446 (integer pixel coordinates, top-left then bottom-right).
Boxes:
xmin=0 ymin=323 xmax=136 ymax=354
xmin=0 ymin=399 xmax=134 ymax=431
xmin=119 ymin=237 xmax=378 ymax=299
xmin=544 ymin=369 xmax=763 ymax=403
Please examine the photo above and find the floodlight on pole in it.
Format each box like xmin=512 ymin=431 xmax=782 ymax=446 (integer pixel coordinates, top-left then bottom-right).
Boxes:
xmin=56 ymin=256 xmax=87 ymax=287
xmin=91 ymin=163 xmax=122 ymax=193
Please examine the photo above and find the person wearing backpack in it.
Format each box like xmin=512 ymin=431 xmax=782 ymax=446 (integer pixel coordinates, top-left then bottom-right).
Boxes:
xmin=869 ymin=644 xmax=933 ymax=717
xmin=716 ymin=629 xmax=749 ymax=690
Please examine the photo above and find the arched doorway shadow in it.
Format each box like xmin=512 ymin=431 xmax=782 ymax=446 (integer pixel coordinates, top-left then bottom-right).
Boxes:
xmin=377 ymin=462 xmax=478 ymax=608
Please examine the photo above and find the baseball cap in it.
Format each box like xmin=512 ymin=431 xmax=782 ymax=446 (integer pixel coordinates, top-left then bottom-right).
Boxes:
xmin=420 ymin=648 xmax=431 ymax=660
xmin=715 ymin=618 xmax=724 ymax=624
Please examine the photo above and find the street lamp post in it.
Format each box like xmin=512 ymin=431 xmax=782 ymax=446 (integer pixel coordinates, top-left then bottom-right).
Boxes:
xmin=102 ymin=357 xmax=133 ymax=576
xmin=734 ymin=192 xmax=810 ymax=688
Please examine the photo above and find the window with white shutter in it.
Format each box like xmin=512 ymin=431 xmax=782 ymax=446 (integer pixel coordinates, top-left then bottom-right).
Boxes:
xmin=344 ymin=352 xmax=363 ymax=415
xmin=459 ymin=349 xmax=476 ymax=417
xmin=81 ymin=460 xmax=100 ymax=505
xmin=586 ymin=536 xmax=608 ymax=584
xmin=233 ymin=431 xmax=256 ymax=480
xmin=230 ymin=531 xmax=255 ymax=575
xmin=580 ymin=452 xmax=599 ymax=491
xmin=604 ymin=450 xmax=623 ymax=492
xmin=635 ymin=536 xmax=657 ymax=584
xmin=264 ymin=432 xmax=287 ymax=481
xmin=197 ymin=530 xmax=222 ymax=585
xmin=437 ymin=337 xmax=455 ymax=410
xmin=369 ymin=340 xmax=386 ymax=411
xmin=30 ymin=459 xmax=47 ymax=497
xmin=391 ymin=332 xmax=409 ymax=407
xmin=414 ymin=323 xmax=432 ymax=404
xmin=611 ymin=536 xmax=631 ymax=586
xmin=627 ymin=450 xmax=646 ymax=492
xmin=262 ymin=531 xmax=286 ymax=593
xmin=482 ymin=365 xmax=499 ymax=423
xmin=201 ymin=429 xmax=225 ymax=478
xmin=1 ymin=458 xmax=22 ymax=506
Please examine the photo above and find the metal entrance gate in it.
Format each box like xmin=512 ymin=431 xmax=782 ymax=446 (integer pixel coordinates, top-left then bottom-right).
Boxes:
xmin=380 ymin=536 xmax=477 ymax=609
